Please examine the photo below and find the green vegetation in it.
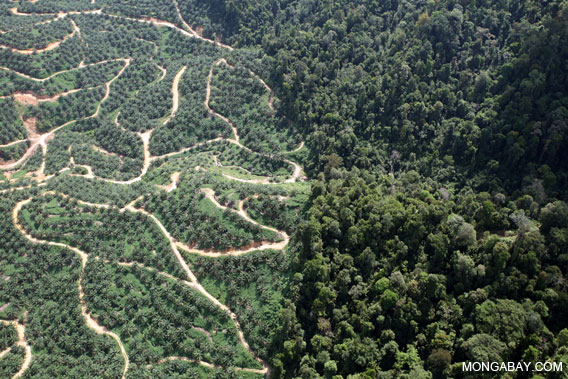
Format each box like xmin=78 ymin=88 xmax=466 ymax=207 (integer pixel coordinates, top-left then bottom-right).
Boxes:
xmin=209 ymin=62 xmax=297 ymax=153
xmin=99 ymin=0 xmax=178 ymax=24
xmin=18 ymin=0 xmax=99 ymax=14
xmin=244 ymin=193 xmax=305 ymax=235
xmin=0 ymin=59 xmax=124 ymax=97
xmin=118 ymin=64 xmax=182 ymax=132
xmin=45 ymin=176 xmax=153 ymax=211
xmin=0 ymin=0 xmax=306 ymax=375
xmin=0 ymin=17 xmax=74 ymax=50
xmin=0 ymin=197 xmax=124 ymax=377
xmin=43 ymin=130 xmax=145 ymax=180
xmin=0 ymin=4 xmax=52 ymax=31
xmin=83 ymin=260 xmax=262 ymax=370
xmin=270 ymin=175 xmax=568 ymax=377
xmin=215 ymin=141 xmax=294 ymax=178
xmin=26 ymin=86 xmax=106 ymax=132
xmin=0 ymin=140 xmax=29 ymax=163
xmin=149 ymin=59 xmax=232 ymax=156
xmin=0 ymin=36 xmax=83 ymax=79
xmin=144 ymin=177 xmax=280 ymax=251
xmin=20 ymin=194 xmax=184 ymax=278
xmin=173 ymin=0 xmax=568 ymax=376
xmin=0 ymin=323 xmax=17 ymax=351
xmin=188 ymin=251 xmax=290 ymax=360
xmin=0 ymin=98 xmax=25 ymax=145
xmin=1 ymin=0 xmax=567 ymax=378
xmin=130 ymin=359 xmax=263 ymax=379
xmin=0 ymin=345 xmax=25 ymax=378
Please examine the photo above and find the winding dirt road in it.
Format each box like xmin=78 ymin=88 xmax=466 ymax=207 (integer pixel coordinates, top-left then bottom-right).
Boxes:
xmin=162 ymin=66 xmax=186 ymax=125
xmin=221 ymin=157 xmax=302 ymax=185
xmin=1 ymin=128 xmax=55 ymax=171
xmin=91 ymin=145 xmax=122 ymax=158
xmin=6 ymin=4 xmax=232 ymax=54
xmin=204 ymin=59 xmax=304 ymax=184
xmin=157 ymin=171 xmax=180 ymax=192
xmin=0 ymin=320 xmax=31 ymax=378
xmin=201 ymin=188 xmax=278 ymax=234
xmin=0 ymin=182 xmax=47 ymax=195
xmin=213 ymin=154 xmax=252 ymax=174
xmin=0 ymin=19 xmax=79 ymax=55
xmin=245 ymin=68 xmax=275 ymax=112
xmin=105 ymin=12 xmax=233 ymax=51
xmin=0 ymin=139 xmax=27 ymax=149
xmin=151 ymin=356 xmax=266 ymax=374
xmin=172 ymin=0 xmax=199 ymax=38
xmin=156 ymin=65 xmax=166 ymax=82
xmin=287 ymin=140 xmax=304 ymax=153
xmin=174 ymin=189 xmax=289 ymax=258
xmin=90 ymin=65 xmax=183 ymax=185
xmin=121 ymin=203 xmax=269 ymax=374
xmin=0 ymin=57 xmax=125 ymax=83
xmin=91 ymin=58 xmax=131 ymax=119
xmin=103 ymin=259 xmax=266 ymax=374
xmin=2 ymin=7 xmax=303 ymax=185
xmin=172 ymin=0 xmax=233 ymax=50
xmin=70 ymin=156 xmax=95 ymax=179
xmin=205 ymin=59 xmax=239 ymax=142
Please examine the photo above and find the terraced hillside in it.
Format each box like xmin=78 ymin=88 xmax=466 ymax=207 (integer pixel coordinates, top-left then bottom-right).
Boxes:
xmin=0 ymin=0 xmax=306 ymax=377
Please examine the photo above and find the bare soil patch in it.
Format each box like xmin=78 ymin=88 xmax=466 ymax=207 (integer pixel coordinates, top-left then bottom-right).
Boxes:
xmin=23 ymin=117 xmax=39 ymax=138
xmin=13 ymin=89 xmax=81 ymax=106
xmin=14 ymin=93 xmax=38 ymax=106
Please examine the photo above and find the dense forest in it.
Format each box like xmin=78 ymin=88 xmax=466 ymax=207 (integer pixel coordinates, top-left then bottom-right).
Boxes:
xmin=0 ymin=0 xmax=567 ymax=378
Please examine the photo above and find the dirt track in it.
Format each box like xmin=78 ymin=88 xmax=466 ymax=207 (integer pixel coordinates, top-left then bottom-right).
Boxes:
xmin=287 ymin=140 xmax=304 ymax=153
xmin=0 ymin=319 xmax=31 ymax=378
xmin=151 ymin=356 xmax=266 ymax=374
xmin=205 ymin=59 xmax=239 ymax=142
xmin=162 ymin=66 xmax=186 ymax=125
xmin=157 ymin=172 xmax=180 ymax=192
xmin=0 ymin=19 xmax=80 ymax=55
xmin=174 ymin=188 xmax=289 ymax=258
xmin=172 ymin=0 xmax=233 ymax=50
xmin=0 ymin=57 xmax=124 ymax=83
